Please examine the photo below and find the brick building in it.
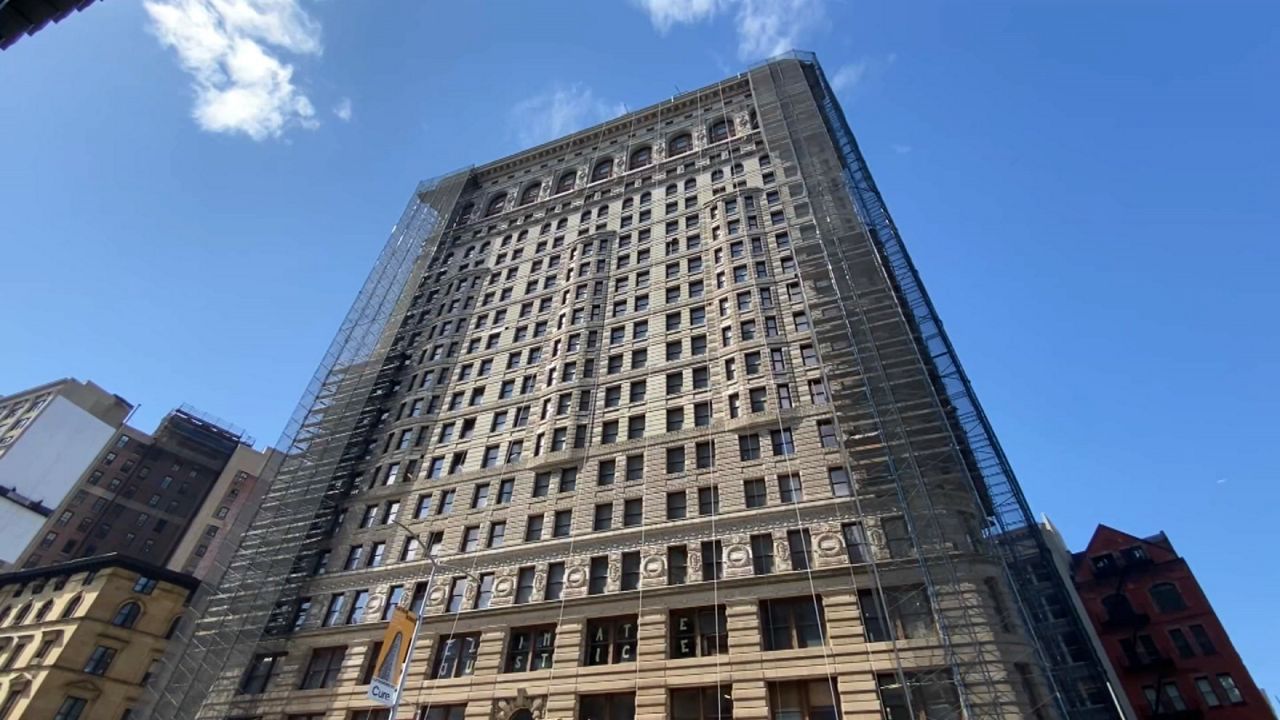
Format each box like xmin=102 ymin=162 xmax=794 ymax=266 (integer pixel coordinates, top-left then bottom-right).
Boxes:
xmin=1071 ymin=525 xmax=1273 ymax=719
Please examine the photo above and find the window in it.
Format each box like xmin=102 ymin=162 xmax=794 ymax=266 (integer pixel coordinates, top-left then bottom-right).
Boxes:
xmin=300 ymin=646 xmax=346 ymax=689
xmin=239 ymin=653 xmax=284 ymax=694
xmin=594 ymin=503 xmax=614 ymax=531
xmin=578 ymin=693 xmax=636 ymax=720
xmin=701 ymin=540 xmax=723 ymax=581
xmin=859 ymin=587 xmax=935 ymax=641
xmin=1143 ymin=682 xmax=1187 ymax=712
xmin=505 ymin=626 xmax=556 ymax=672
xmin=669 ymin=133 xmax=692 ymax=155
xmin=1190 ymin=624 xmax=1217 ymax=655
xmin=667 ymin=491 xmax=687 ymax=520
xmin=738 ymin=434 xmax=761 ymax=461
xmin=671 ymin=605 xmax=727 ymax=658
xmin=778 ymin=474 xmax=802 ymax=503
xmin=759 ymin=597 xmax=825 ymax=650
xmin=488 ymin=521 xmax=507 ymax=548
xmin=112 ymin=601 xmax=142 ymax=628
xmin=554 ymin=509 xmax=573 ymax=537
xmin=1169 ymin=628 xmax=1195 ymax=658
xmin=1195 ymin=677 xmax=1222 ymax=708
xmin=585 ymin=615 xmax=638 ymax=665
xmin=474 ymin=573 xmax=495 ymax=609
xmin=421 ymin=708 xmax=466 ymax=720
xmin=525 ymin=514 xmax=545 ymax=541
xmin=630 ymin=146 xmax=652 ymax=168
xmin=697 ymin=486 xmax=720 ymax=516
xmin=709 ymin=119 xmax=730 ymax=143
xmin=743 ymin=478 xmax=767 ymax=508
xmin=668 ymin=545 xmax=688 ymax=585
xmin=842 ymin=523 xmax=867 ymax=563
xmin=882 ymin=516 xmax=914 ymax=558
xmin=557 ymin=171 xmax=576 ymax=193
xmin=621 ymin=551 xmax=641 ymax=590
xmin=592 ymin=158 xmax=614 ymax=182
xmin=770 ymin=428 xmax=795 ymax=455
xmin=1150 ymin=582 xmax=1187 ymax=613
xmin=589 ymin=556 xmax=610 ymax=595
xmin=1217 ymin=674 xmax=1245 ymax=704
xmin=787 ymin=529 xmax=812 ymax=570
xmin=53 ymin=697 xmax=90 ymax=720
xmin=748 ymin=533 xmax=776 ymax=575
xmin=667 ymin=446 xmax=686 ymax=473
xmin=83 ymin=645 xmax=117 ymax=675
xmin=432 ymin=633 xmax=480 ymax=678
xmin=460 ymin=526 xmax=480 ymax=553
xmin=768 ymin=680 xmax=840 ymax=720
xmin=546 ymin=562 xmax=566 ymax=600
xmin=133 ymin=576 xmax=158 ymax=594
xmin=626 ymin=454 xmax=644 ymax=482
xmin=877 ymin=673 xmax=959 ymax=720
xmin=624 ymin=498 xmax=643 ymax=527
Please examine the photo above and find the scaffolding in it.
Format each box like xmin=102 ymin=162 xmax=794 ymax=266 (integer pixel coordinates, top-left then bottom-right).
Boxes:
xmin=142 ymin=52 xmax=1122 ymax=720
xmin=746 ymin=53 xmax=1121 ymax=718
xmin=141 ymin=170 xmax=471 ymax=720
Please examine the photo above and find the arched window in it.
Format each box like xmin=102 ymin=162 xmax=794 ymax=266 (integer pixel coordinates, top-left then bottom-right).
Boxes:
xmin=485 ymin=193 xmax=507 ymax=217
xmin=639 ymin=191 xmax=651 ymax=206
xmin=591 ymin=158 xmax=613 ymax=182
xmin=519 ymin=183 xmax=541 ymax=206
xmin=556 ymin=171 xmax=576 ymax=194
xmin=33 ymin=600 xmax=53 ymax=622
xmin=629 ymin=146 xmax=652 ymax=169
xmin=709 ymin=119 xmax=731 ymax=143
xmin=684 ymin=177 xmax=697 ymax=192
xmin=60 ymin=594 xmax=82 ymax=620
xmin=112 ymin=601 xmax=142 ymax=629
xmin=1101 ymin=593 xmax=1135 ymax=621
xmin=1150 ymin=583 xmax=1187 ymax=613
xmin=668 ymin=133 xmax=692 ymax=155
xmin=731 ymin=162 xmax=744 ymax=176
xmin=665 ymin=183 xmax=678 ymax=197
xmin=711 ymin=168 xmax=725 ymax=182
xmin=12 ymin=603 xmax=32 ymax=625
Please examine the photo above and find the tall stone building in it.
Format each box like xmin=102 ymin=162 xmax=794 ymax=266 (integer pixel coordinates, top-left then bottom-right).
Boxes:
xmin=152 ymin=53 xmax=1118 ymax=720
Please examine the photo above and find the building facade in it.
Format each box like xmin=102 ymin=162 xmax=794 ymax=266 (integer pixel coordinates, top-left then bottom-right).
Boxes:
xmin=0 ymin=379 xmax=133 ymax=569
xmin=168 ymin=444 xmax=273 ymax=586
xmin=1071 ymin=525 xmax=1273 ymax=720
xmin=16 ymin=407 xmax=253 ymax=572
xmin=152 ymin=53 xmax=1117 ymax=720
xmin=0 ymin=554 xmax=199 ymax=719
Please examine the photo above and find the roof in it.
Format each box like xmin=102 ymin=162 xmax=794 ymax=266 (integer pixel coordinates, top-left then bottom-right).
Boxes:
xmin=0 ymin=552 xmax=201 ymax=595
xmin=0 ymin=0 xmax=99 ymax=50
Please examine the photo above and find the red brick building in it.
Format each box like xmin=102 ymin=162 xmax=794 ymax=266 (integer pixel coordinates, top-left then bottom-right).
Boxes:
xmin=1072 ymin=525 xmax=1273 ymax=719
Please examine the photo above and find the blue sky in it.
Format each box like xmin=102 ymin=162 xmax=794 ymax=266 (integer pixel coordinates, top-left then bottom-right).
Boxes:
xmin=2 ymin=0 xmax=1278 ymax=697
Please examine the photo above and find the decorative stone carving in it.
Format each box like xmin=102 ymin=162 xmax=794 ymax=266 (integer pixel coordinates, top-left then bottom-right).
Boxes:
xmin=565 ymin=565 xmax=587 ymax=589
xmin=734 ymin=110 xmax=753 ymax=135
xmin=495 ymin=689 xmax=547 ymax=720
xmin=533 ymin=568 xmax=547 ymax=591
xmin=575 ymin=166 xmax=589 ymax=188
xmin=815 ymin=532 xmax=844 ymax=558
xmin=725 ymin=543 xmax=751 ymax=569
xmin=607 ymin=560 xmax=621 ymax=581
xmin=642 ymin=555 xmax=665 ymax=579
xmin=614 ymin=156 xmax=626 ymax=174
xmin=428 ymin=584 xmax=447 ymax=605
xmin=366 ymin=594 xmax=385 ymax=618
xmin=694 ymin=126 xmax=708 ymax=151
xmin=494 ymin=576 xmax=515 ymax=598
xmin=538 ymin=179 xmax=552 ymax=201
xmin=653 ymin=141 xmax=667 ymax=162
xmin=774 ymin=539 xmax=790 ymax=561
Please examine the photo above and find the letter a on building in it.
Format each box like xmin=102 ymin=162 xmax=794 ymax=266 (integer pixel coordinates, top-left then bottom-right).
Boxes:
xmin=367 ymin=605 xmax=416 ymax=706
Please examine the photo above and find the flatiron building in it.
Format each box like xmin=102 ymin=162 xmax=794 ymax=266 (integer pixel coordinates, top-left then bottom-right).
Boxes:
xmin=150 ymin=53 xmax=1119 ymax=720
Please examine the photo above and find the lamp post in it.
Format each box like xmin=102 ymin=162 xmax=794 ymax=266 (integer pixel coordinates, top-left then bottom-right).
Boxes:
xmin=388 ymin=520 xmax=479 ymax=720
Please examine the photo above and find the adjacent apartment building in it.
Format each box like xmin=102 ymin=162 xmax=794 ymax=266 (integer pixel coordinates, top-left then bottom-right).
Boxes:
xmin=15 ymin=406 xmax=260 ymax=574
xmin=0 ymin=379 xmax=133 ymax=569
xmin=0 ymin=554 xmax=199 ymax=719
xmin=1072 ymin=525 xmax=1274 ymax=719
xmin=152 ymin=53 xmax=1119 ymax=720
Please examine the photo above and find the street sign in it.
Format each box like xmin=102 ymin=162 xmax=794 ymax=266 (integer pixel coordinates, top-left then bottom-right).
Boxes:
xmin=365 ymin=605 xmax=417 ymax=707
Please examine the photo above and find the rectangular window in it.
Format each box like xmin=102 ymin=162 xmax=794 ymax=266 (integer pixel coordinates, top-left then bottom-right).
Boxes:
xmin=525 ymin=514 xmax=544 ymax=541
xmin=701 ymin=540 xmax=723 ymax=581
xmin=787 ymin=529 xmax=812 ymax=571
xmin=594 ymin=503 xmax=614 ymax=531
xmin=877 ymin=673 xmax=960 ymax=720
xmin=1190 ymin=624 xmax=1217 ymax=655
xmin=744 ymin=478 xmax=767 ymax=508
xmin=842 ymin=523 xmax=867 ymax=563
xmin=1195 ymin=677 xmax=1222 ymax=708
xmin=670 ymin=606 xmax=728 ymax=659
xmin=432 ymin=633 xmax=480 ymax=678
xmin=83 ymin=645 xmax=117 ymax=675
xmin=668 ymin=545 xmax=688 ymax=585
xmin=577 ymin=693 xmax=636 ymax=720
xmin=828 ymin=467 xmax=852 ymax=497
xmin=751 ymin=533 xmax=774 ymax=575
xmin=778 ymin=474 xmax=802 ymax=503
xmin=667 ymin=491 xmax=687 ymax=520
xmin=882 ymin=517 xmax=914 ymax=558
xmin=589 ymin=556 xmax=609 ymax=595
xmin=504 ymin=626 xmax=556 ymax=672
xmin=859 ymin=587 xmax=935 ymax=642
xmin=585 ymin=616 xmax=638 ymax=666
xmin=515 ymin=567 xmax=536 ymax=604
xmin=621 ymin=551 xmax=641 ymax=591
xmin=671 ymin=686 xmax=733 ymax=720
xmin=1217 ymin=674 xmax=1244 ymax=704
xmin=759 ymin=597 xmax=826 ymax=650
xmin=698 ymin=486 xmax=720 ymax=516
xmin=546 ymin=562 xmax=566 ymax=601
xmin=300 ymin=646 xmax=346 ymax=689
xmin=554 ymin=510 xmax=573 ymax=537
xmin=474 ymin=573 xmax=494 ymax=609
xmin=768 ymin=680 xmax=840 ymax=720
xmin=624 ymin=498 xmax=643 ymax=527
xmin=238 ymin=653 xmax=284 ymax=694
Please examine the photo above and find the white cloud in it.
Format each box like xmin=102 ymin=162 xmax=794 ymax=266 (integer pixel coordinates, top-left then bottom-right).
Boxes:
xmin=510 ymin=84 xmax=627 ymax=148
xmin=830 ymin=61 xmax=867 ymax=93
xmin=144 ymin=0 xmax=323 ymax=141
xmin=333 ymin=96 xmax=352 ymax=122
xmin=634 ymin=0 xmax=824 ymax=61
